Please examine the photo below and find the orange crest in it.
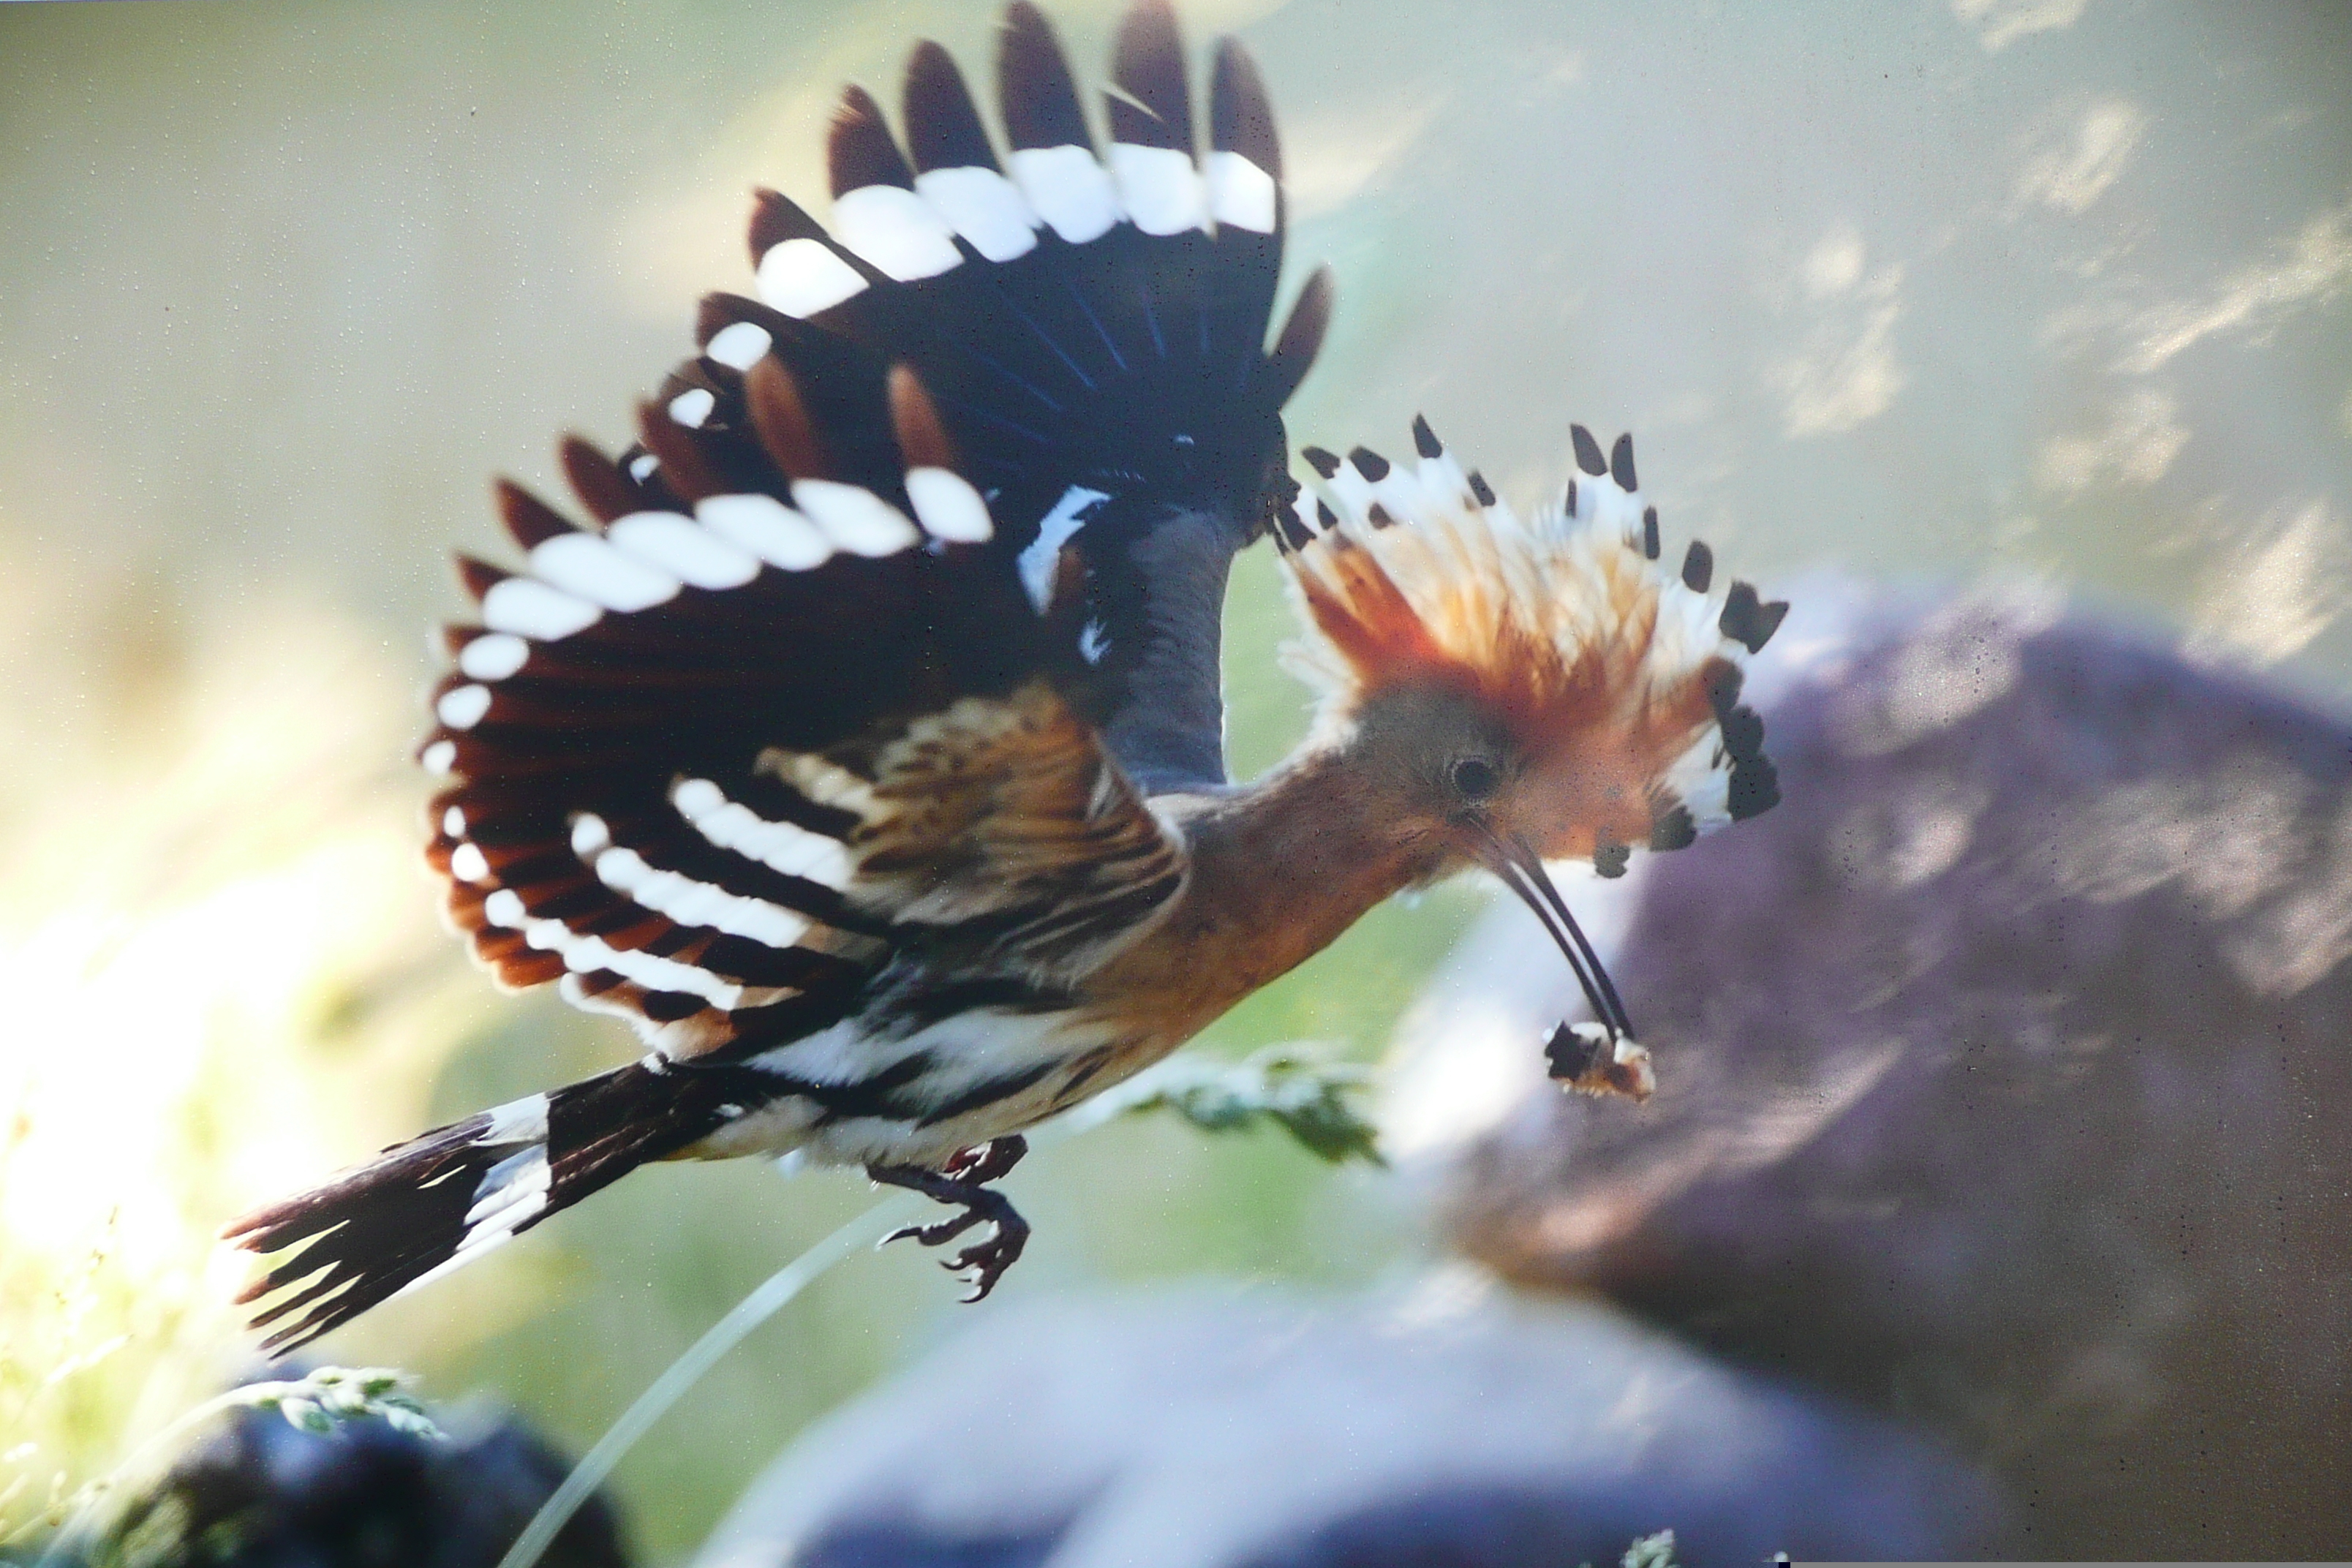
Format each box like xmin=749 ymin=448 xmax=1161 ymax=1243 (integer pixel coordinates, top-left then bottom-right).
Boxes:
xmin=1276 ymin=423 xmax=1784 ymax=850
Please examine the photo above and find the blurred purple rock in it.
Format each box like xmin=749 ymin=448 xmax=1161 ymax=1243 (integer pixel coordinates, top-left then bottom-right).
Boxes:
xmin=1439 ymin=592 xmax=2352 ymax=1556
xmin=693 ymin=1289 xmax=2003 ymax=1568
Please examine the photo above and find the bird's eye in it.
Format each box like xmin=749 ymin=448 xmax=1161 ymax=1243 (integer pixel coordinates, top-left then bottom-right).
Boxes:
xmin=1451 ymin=757 xmax=1501 ymax=801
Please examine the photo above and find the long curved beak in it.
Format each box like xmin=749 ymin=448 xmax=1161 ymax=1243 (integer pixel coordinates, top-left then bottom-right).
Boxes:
xmin=1463 ymin=821 xmax=1637 ymax=1046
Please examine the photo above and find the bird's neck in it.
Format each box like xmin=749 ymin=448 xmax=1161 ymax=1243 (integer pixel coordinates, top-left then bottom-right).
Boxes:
xmin=1090 ymin=740 xmax=1439 ymax=1041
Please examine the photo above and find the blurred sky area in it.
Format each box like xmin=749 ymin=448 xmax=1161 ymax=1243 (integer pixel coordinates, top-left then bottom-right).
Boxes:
xmin=2 ymin=0 xmax=2348 ymax=1558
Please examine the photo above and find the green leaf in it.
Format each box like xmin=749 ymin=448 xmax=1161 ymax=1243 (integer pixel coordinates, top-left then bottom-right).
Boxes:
xmin=277 ymin=1398 xmax=332 ymax=1436
xmin=1111 ymin=1044 xmax=1385 ymax=1167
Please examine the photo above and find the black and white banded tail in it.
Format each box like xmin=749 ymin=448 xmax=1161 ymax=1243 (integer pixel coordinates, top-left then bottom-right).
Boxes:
xmin=223 ymin=1063 xmax=752 ymax=1354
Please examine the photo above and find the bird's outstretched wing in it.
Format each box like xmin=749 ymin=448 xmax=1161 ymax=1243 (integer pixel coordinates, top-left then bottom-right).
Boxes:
xmin=426 ymin=363 xmax=1184 ymax=1066
xmin=235 ymin=362 xmax=1186 ymax=1348
xmin=652 ymin=0 xmax=1329 ymax=791
xmin=224 ymin=7 xmax=1313 ymax=1349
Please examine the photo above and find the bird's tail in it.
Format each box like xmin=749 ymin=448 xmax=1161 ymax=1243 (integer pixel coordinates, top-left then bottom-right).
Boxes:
xmin=223 ymin=1060 xmax=730 ymax=1355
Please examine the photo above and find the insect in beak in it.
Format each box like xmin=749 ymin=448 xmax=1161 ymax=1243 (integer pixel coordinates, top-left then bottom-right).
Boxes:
xmin=1463 ymin=821 xmax=1656 ymax=1102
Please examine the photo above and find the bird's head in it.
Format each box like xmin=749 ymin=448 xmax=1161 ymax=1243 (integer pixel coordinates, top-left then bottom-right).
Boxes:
xmin=1275 ymin=418 xmax=1785 ymax=1075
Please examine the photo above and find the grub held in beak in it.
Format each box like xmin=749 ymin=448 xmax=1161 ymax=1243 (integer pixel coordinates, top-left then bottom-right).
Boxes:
xmin=1463 ymin=821 xmax=1655 ymax=1102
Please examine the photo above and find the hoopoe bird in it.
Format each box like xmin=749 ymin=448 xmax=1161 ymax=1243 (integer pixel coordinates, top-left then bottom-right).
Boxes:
xmin=226 ymin=0 xmax=1784 ymax=1354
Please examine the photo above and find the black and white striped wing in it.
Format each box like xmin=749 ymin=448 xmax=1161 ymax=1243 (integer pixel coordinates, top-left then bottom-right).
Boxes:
xmin=426 ymin=363 xmax=1183 ymax=1064
xmin=660 ymin=0 xmax=1330 ymax=791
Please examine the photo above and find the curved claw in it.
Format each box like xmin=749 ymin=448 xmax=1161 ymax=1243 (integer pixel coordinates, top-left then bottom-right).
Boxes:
xmin=881 ymin=1207 xmax=986 ymax=1250
xmin=946 ymin=1213 xmax=1029 ymax=1303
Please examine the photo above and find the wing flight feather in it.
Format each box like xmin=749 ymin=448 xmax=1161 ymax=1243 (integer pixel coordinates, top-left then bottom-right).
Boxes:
xmin=426 ymin=363 xmax=1183 ymax=1062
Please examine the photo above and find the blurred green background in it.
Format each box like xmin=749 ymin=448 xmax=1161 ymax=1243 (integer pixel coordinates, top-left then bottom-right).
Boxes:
xmin=2 ymin=0 xmax=2347 ymax=1558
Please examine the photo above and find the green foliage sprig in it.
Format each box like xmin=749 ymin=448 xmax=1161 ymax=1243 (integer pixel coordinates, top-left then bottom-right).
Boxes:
xmin=1620 ymin=1529 xmax=1680 ymax=1568
xmin=220 ymin=1366 xmax=442 ymax=1443
xmin=1101 ymin=1044 xmax=1386 ymax=1166
xmin=24 ymin=1368 xmax=442 ymax=1568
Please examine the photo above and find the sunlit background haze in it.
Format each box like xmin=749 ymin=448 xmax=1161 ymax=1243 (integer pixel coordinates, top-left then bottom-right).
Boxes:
xmin=3 ymin=0 xmax=2348 ymax=1556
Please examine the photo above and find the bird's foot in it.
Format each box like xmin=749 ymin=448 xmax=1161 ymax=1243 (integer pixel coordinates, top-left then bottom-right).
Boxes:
xmin=1543 ymin=1022 xmax=1655 ymax=1102
xmin=868 ymin=1135 xmax=1031 ymax=1302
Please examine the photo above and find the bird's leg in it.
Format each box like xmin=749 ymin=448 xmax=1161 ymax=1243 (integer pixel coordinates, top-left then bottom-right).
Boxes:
xmin=939 ymin=1134 xmax=1028 ymax=1185
xmin=872 ymin=1138 xmax=1028 ymax=1249
xmin=868 ymin=1135 xmax=1030 ymax=1302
